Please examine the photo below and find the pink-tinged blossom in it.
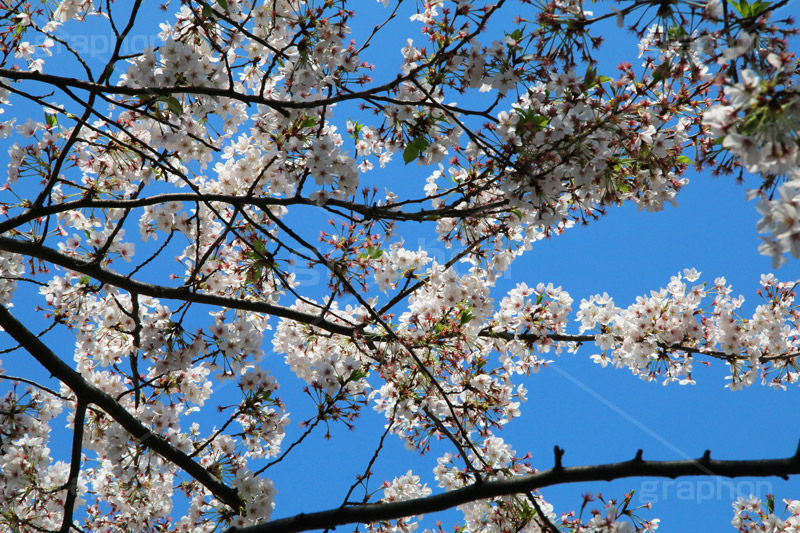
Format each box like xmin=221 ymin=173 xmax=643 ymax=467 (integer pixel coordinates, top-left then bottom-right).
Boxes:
xmin=0 ymin=1 xmax=798 ymax=531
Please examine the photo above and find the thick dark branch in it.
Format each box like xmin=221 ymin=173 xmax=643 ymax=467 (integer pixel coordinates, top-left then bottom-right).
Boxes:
xmin=0 ymin=305 xmax=242 ymax=509
xmin=480 ymin=330 xmax=595 ymax=344
xmin=59 ymin=399 xmax=86 ymax=533
xmin=227 ymin=443 xmax=800 ymax=533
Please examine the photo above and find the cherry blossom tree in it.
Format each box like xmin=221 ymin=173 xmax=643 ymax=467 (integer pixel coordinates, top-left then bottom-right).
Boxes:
xmin=0 ymin=0 xmax=798 ymax=531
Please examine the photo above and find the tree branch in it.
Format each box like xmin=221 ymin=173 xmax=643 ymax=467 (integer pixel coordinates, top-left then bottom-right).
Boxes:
xmin=0 ymin=192 xmax=499 ymax=236
xmin=59 ymin=398 xmax=86 ymax=533
xmin=0 ymin=305 xmax=242 ymax=510
xmin=226 ymin=443 xmax=800 ymax=533
xmin=0 ymin=237 xmax=353 ymax=337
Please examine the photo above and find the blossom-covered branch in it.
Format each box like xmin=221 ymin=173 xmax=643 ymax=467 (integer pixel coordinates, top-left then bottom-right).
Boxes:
xmin=0 ymin=304 xmax=243 ymax=510
xmin=228 ymin=443 xmax=800 ymax=533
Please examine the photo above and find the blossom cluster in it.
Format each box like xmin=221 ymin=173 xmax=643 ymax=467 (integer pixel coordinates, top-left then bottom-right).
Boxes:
xmin=577 ymin=270 xmax=800 ymax=389
xmin=432 ymin=438 xmax=562 ymax=533
xmin=702 ymin=57 xmax=800 ymax=267
xmin=0 ymin=387 xmax=67 ymax=531
xmin=731 ymin=496 xmax=800 ymax=532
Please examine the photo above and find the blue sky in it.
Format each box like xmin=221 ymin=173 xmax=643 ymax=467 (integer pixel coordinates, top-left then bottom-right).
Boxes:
xmin=1 ymin=1 xmax=799 ymax=532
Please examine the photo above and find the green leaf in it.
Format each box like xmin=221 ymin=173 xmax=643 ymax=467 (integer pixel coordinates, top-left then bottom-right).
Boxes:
xmin=584 ymin=65 xmax=597 ymax=88
xmin=676 ymin=155 xmax=694 ymax=165
xmin=216 ymin=0 xmax=228 ymax=10
xmin=44 ymin=113 xmax=57 ymax=128
xmin=245 ymin=265 xmax=263 ymax=285
xmin=347 ymin=119 xmax=364 ymax=140
xmin=652 ymin=63 xmax=669 ymax=82
xmin=583 ymin=66 xmax=612 ymax=90
xmin=741 ymin=111 xmax=765 ymax=135
xmin=79 ymin=275 xmax=90 ymax=284
xmin=358 ymin=246 xmax=384 ymax=260
xmin=750 ymin=0 xmax=771 ymax=17
xmin=667 ymin=24 xmax=688 ymax=40
xmin=520 ymin=112 xmax=549 ymax=131
xmin=403 ymin=137 xmax=429 ymax=165
xmin=252 ymin=239 xmax=266 ymax=254
xmin=202 ymin=4 xmax=213 ymax=17
xmin=259 ymin=390 xmax=272 ymax=402
xmin=348 ymin=368 xmax=368 ymax=382
xmin=403 ymin=144 xmax=418 ymax=165
xmin=511 ymin=208 xmax=523 ymax=220
xmin=732 ymin=0 xmax=771 ymax=17
xmin=166 ymin=96 xmax=182 ymax=116
xmin=300 ymin=116 xmax=317 ymax=129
